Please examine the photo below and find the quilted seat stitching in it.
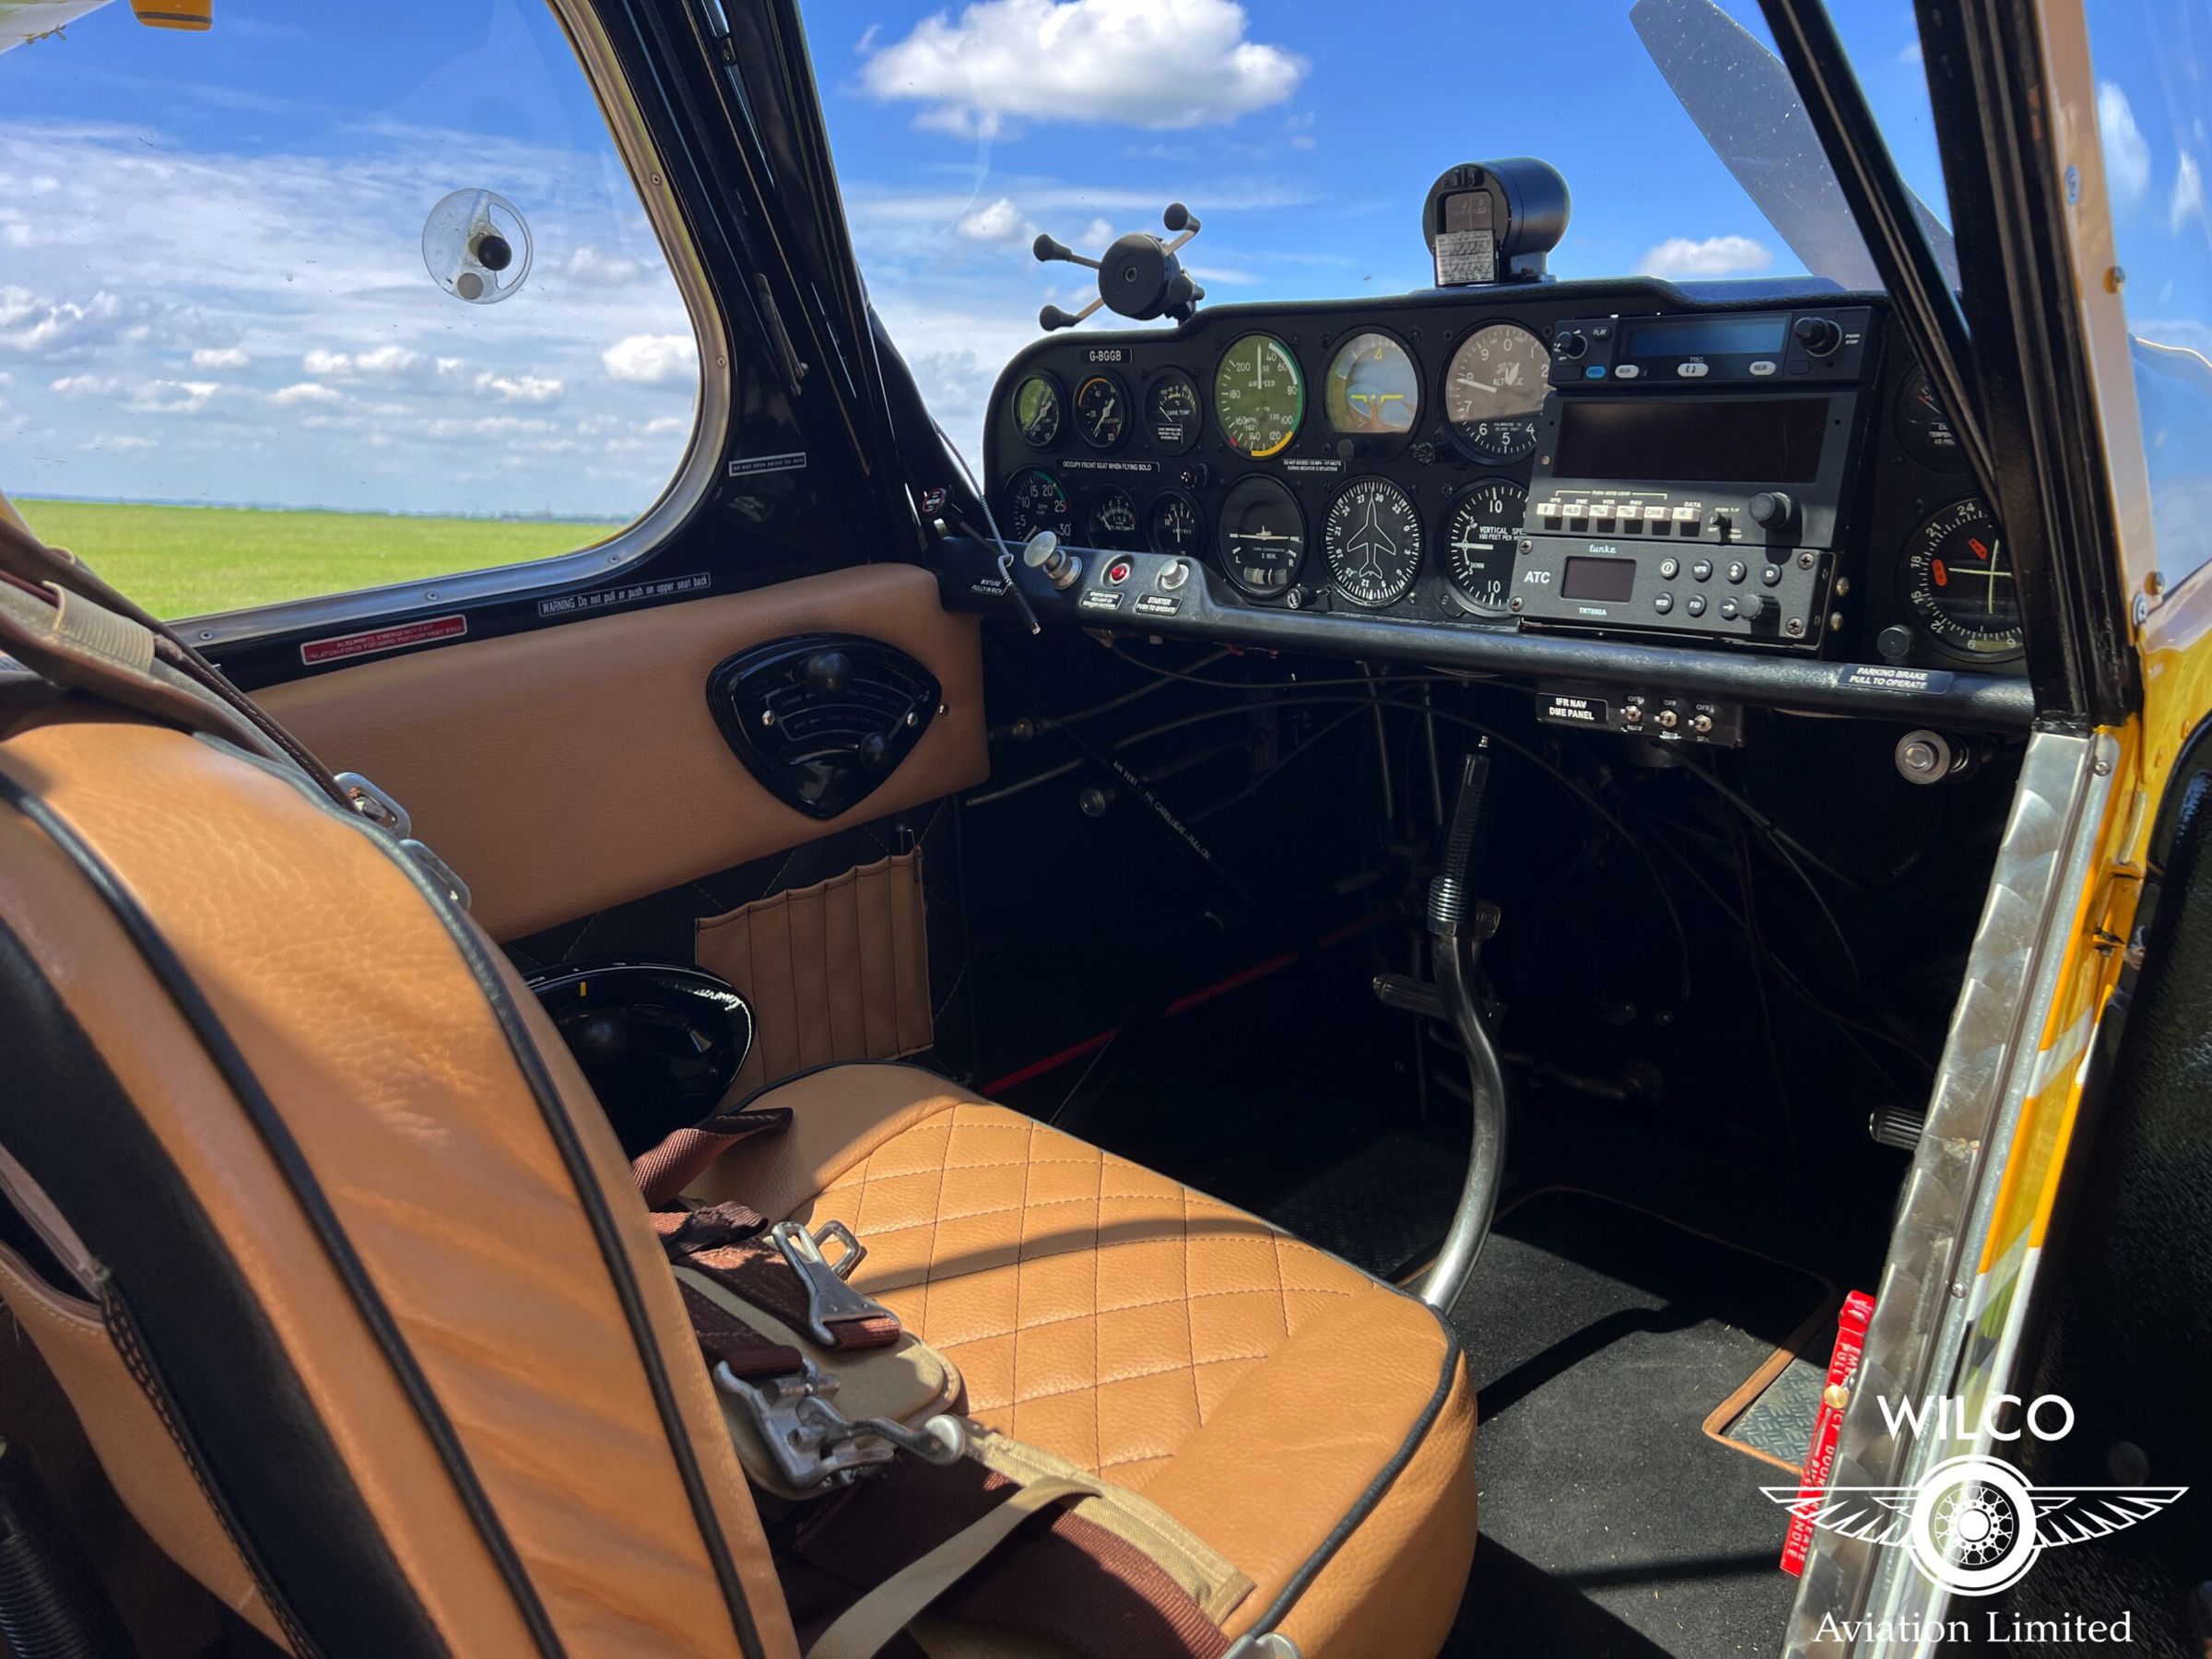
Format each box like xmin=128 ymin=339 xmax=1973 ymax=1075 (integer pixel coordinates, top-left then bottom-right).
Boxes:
xmin=816 ymin=1100 xmax=1380 ymax=1477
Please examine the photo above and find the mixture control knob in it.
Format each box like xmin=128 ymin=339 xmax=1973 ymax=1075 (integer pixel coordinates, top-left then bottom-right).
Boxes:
xmin=1022 ymin=530 xmax=1083 ymax=592
xmin=1747 ymin=491 xmax=1795 ymax=531
xmin=1555 ymin=330 xmax=1588 ymax=361
xmin=1793 ymin=315 xmax=1842 ymax=357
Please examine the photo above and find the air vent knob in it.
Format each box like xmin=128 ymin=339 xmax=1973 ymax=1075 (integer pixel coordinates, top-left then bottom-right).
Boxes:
xmin=858 ymin=732 xmax=891 ymax=771
xmin=804 ymin=649 xmax=853 ymax=694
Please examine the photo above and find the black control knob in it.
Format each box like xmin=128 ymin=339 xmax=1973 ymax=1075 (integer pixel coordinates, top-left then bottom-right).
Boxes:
xmin=1748 ymin=491 xmax=1796 ymax=531
xmin=1555 ymin=330 xmax=1588 ymax=361
xmin=1793 ymin=315 xmax=1842 ymax=357
xmin=858 ymin=731 xmax=891 ymax=771
xmin=804 ymin=649 xmax=853 ymax=695
xmin=1735 ymin=592 xmax=1769 ymax=623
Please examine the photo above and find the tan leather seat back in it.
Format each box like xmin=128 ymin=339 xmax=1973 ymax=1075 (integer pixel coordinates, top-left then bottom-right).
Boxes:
xmin=0 ymin=709 xmax=799 ymax=1659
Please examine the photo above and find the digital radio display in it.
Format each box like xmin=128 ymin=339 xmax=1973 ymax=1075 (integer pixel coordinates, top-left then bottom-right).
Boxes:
xmin=1619 ymin=314 xmax=1788 ymax=358
xmin=1561 ymin=556 xmax=1638 ymax=602
xmin=1552 ymin=396 xmax=1828 ymax=484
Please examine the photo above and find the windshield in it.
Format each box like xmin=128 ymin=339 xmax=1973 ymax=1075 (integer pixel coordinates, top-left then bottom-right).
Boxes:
xmin=806 ymin=0 xmax=1953 ymax=460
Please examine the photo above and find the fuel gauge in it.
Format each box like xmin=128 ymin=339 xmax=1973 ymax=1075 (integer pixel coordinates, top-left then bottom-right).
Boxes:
xmin=1147 ymin=488 xmax=1204 ymax=557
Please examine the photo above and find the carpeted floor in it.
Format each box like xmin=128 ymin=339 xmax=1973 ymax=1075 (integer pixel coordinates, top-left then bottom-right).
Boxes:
xmin=1440 ymin=1190 xmax=1830 ymax=1657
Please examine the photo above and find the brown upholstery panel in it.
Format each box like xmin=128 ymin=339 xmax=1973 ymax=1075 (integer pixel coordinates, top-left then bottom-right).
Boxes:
xmin=256 ymin=566 xmax=987 ymax=940
xmin=0 ymin=716 xmax=799 ymax=1658
xmin=696 ymin=852 xmax=935 ymax=1096
xmin=0 ymin=1246 xmax=288 ymax=1650
xmin=698 ymin=1070 xmax=1477 ymax=1657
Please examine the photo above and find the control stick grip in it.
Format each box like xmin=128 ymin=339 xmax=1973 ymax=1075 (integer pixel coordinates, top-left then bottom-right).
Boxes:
xmin=1428 ymin=740 xmax=1494 ymax=935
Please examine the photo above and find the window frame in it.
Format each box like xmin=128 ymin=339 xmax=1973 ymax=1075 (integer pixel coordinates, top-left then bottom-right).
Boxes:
xmin=172 ymin=0 xmax=731 ymax=653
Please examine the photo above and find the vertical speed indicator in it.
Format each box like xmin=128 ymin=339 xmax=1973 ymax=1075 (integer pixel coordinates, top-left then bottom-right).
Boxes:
xmin=1443 ymin=480 xmax=1525 ymax=616
xmin=1214 ymin=334 xmax=1305 ymax=459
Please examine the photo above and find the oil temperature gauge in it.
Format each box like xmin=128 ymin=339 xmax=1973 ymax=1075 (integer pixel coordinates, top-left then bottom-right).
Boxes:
xmin=1443 ymin=480 xmax=1525 ymax=616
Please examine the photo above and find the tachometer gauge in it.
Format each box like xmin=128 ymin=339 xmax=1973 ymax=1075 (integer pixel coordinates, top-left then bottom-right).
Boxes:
xmin=1443 ymin=323 xmax=1548 ymax=462
xmin=1323 ymin=478 xmax=1423 ymax=606
xmin=1214 ymin=334 xmax=1304 ymax=459
xmin=1147 ymin=488 xmax=1204 ymax=557
xmin=1324 ymin=332 xmax=1420 ymax=437
xmin=1216 ymin=475 xmax=1305 ymax=594
xmin=1442 ymin=480 xmax=1525 ymax=616
xmin=1895 ymin=371 xmax=1967 ymax=473
xmin=1075 ymin=371 xmax=1129 ymax=450
xmin=1088 ymin=487 xmax=1139 ymax=549
xmin=1001 ymin=466 xmax=1073 ymax=542
xmin=1013 ymin=373 xmax=1064 ymax=449
xmin=1147 ymin=372 xmax=1201 ymax=454
xmin=1905 ymin=500 xmax=2021 ymax=658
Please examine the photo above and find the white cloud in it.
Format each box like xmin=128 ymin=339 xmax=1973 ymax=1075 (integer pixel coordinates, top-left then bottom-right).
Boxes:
xmin=1898 ymin=40 xmax=1924 ymax=67
xmin=2171 ymin=152 xmax=2203 ymax=231
xmin=563 ymin=245 xmax=645 ymax=287
xmin=130 ymin=380 xmax=222 ymax=415
xmin=1080 ymin=217 xmax=1115 ymax=248
xmin=50 ymin=373 xmax=119 ymax=396
xmin=191 ymin=346 xmax=249 ymax=369
xmin=2100 ymin=83 xmax=2151 ymax=205
xmin=957 ymin=197 xmax=1034 ymax=243
xmin=602 ymin=333 xmax=698 ymax=384
xmin=270 ymin=382 xmax=343 ymax=406
xmin=301 ymin=347 xmax=351 ymax=374
xmin=857 ymin=0 xmax=1305 ymax=136
xmin=1637 ymin=235 xmax=1775 ymax=278
xmin=474 ymin=371 xmax=563 ymax=403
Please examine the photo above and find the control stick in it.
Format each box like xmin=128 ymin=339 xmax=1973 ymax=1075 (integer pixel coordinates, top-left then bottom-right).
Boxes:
xmin=1373 ymin=741 xmax=1511 ymax=1314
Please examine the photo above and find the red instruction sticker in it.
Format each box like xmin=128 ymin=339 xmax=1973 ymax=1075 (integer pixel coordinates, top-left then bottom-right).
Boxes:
xmin=300 ymin=614 xmax=467 ymax=666
xmin=1782 ymin=1289 xmax=1877 ymax=1575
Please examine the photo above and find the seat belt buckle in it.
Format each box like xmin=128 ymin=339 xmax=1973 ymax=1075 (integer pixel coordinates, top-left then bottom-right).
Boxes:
xmin=334 ymin=770 xmax=473 ymax=913
xmin=712 ymin=1358 xmax=965 ymax=1494
xmin=771 ymin=1218 xmax=892 ymax=1347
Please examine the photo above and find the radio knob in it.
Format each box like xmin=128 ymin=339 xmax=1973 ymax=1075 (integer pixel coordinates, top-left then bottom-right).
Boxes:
xmin=1736 ymin=593 xmax=1769 ymax=623
xmin=1748 ymin=491 xmax=1796 ymax=530
xmin=1793 ymin=315 xmax=1842 ymax=357
xmin=1556 ymin=330 xmax=1588 ymax=361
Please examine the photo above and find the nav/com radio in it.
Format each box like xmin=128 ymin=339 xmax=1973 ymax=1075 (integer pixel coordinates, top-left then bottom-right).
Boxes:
xmin=1511 ymin=306 xmax=1875 ymax=652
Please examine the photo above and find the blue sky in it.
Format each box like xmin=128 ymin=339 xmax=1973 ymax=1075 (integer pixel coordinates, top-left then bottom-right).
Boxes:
xmin=4 ymin=0 xmax=2208 ymax=543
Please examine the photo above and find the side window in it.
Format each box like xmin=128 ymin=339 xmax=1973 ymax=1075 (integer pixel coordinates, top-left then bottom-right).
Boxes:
xmin=0 ymin=1 xmax=703 ymax=620
xmin=2086 ymin=1 xmax=2212 ymax=593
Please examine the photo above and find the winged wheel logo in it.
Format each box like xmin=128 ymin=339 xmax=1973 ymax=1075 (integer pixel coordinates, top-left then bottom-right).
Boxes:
xmin=1765 ymin=1453 xmax=2187 ymax=1594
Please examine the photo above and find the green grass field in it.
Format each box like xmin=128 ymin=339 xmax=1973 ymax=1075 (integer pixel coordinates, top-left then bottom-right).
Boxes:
xmin=15 ymin=499 xmax=620 ymax=620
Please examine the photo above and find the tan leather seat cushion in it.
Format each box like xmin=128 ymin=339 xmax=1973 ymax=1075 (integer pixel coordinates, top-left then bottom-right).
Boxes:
xmin=691 ymin=1064 xmax=1477 ymax=1659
